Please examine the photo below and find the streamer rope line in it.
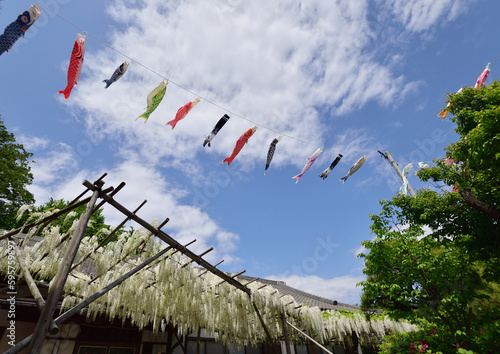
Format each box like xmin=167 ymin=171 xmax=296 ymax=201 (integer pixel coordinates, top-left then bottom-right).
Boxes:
xmin=397 ymin=129 xmax=456 ymax=163
xmin=392 ymin=114 xmax=434 ymax=152
xmin=33 ymin=2 xmax=500 ymax=156
xmin=35 ymin=1 xmax=319 ymax=148
xmin=383 ymin=157 xmax=403 ymax=187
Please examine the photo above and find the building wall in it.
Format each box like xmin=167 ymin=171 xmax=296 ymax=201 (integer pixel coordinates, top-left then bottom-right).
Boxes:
xmin=0 ymin=309 xmax=78 ymax=353
xmin=1 ymin=308 xmax=351 ymax=354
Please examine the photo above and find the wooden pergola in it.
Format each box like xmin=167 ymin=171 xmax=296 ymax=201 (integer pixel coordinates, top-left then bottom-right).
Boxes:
xmin=1 ymin=174 xmax=334 ymax=354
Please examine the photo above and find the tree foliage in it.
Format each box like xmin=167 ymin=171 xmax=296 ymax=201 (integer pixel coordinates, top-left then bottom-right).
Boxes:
xmin=358 ymin=81 xmax=500 ymax=352
xmin=0 ymin=116 xmax=35 ymax=230
xmin=420 ymin=80 xmax=500 ymax=218
xmin=15 ymin=198 xmax=113 ymax=242
xmin=418 ymin=81 xmax=500 ymax=278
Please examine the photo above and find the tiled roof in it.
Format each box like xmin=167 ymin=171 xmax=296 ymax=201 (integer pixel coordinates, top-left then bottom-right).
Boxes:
xmin=237 ymin=275 xmax=359 ymax=312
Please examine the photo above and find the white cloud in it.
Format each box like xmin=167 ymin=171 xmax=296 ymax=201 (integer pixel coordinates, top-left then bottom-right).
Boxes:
xmin=29 ymin=143 xmax=78 ymax=185
xmin=20 ymin=0 xmax=475 ymax=302
xmin=28 ymin=151 xmax=241 ymax=265
xmin=62 ymin=0 xmax=421 ymax=176
xmin=378 ymin=0 xmax=472 ymax=33
xmin=268 ymin=273 xmax=365 ymax=305
xmin=102 ymin=162 xmax=241 ymax=264
xmin=17 ymin=135 xmax=50 ymax=151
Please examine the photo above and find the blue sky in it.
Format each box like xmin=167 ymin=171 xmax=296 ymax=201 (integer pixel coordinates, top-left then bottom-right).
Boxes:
xmin=0 ymin=0 xmax=498 ymax=305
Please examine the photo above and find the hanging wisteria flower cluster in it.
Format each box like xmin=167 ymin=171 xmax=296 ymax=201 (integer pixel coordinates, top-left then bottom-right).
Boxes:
xmin=0 ymin=221 xmax=417 ymax=348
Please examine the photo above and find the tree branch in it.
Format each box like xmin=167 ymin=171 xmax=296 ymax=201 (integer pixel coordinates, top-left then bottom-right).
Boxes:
xmin=459 ymin=188 xmax=500 ymax=222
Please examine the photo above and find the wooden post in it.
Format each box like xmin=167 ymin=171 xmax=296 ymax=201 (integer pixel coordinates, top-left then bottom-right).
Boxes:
xmin=26 ymin=180 xmax=103 ymax=353
xmin=351 ymin=331 xmax=359 ymax=354
xmin=252 ymin=302 xmax=280 ymax=354
xmin=196 ymin=327 xmax=201 ymax=354
xmin=172 ymin=332 xmax=186 ymax=354
xmin=381 ymin=151 xmax=416 ymax=197
xmin=281 ymin=311 xmax=292 ymax=354
xmin=10 ymin=237 xmax=59 ymax=334
xmin=166 ymin=325 xmax=173 ymax=354
xmin=286 ymin=321 xmax=334 ymax=354
xmin=5 ymin=244 xmax=173 ymax=354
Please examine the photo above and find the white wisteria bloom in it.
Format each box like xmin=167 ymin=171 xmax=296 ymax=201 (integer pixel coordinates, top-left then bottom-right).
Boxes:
xmin=0 ymin=224 xmax=417 ymax=347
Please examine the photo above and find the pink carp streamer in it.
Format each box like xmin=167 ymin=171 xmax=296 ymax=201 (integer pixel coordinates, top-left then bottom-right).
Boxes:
xmin=292 ymin=148 xmax=322 ymax=183
xmin=474 ymin=63 xmax=490 ymax=88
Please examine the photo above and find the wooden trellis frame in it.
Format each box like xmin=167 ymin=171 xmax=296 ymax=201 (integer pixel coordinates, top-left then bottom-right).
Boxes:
xmin=3 ymin=174 xmax=295 ymax=354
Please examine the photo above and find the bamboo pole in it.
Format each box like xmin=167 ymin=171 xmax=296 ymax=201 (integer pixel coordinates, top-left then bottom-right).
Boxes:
xmin=5 ymin=245 xmax=173 ymax=354
xmin=26 ymin=180 xmax=103 ymax=353
xmin=286 ymin=321 xmax=334 ymax=354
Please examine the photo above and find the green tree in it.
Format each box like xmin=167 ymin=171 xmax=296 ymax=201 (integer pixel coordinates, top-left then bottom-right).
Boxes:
xmin=16 ymin=198 xmax=113 ymax=241
xmin=417 ymin=82 xmax=500 ymax=279
xmin=359 ymin=211 xmax=499 ymax=351
xmin=422 ymin=81 xmax=500 ymax=223
xmin=358 ymin=81 xmax=500 ymax=352
xmin=0 ymin=116 xmax=35 ymax=230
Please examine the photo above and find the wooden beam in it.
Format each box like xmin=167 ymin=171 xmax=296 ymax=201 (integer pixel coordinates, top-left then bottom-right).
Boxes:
xmin=244 ymin=277 xmax=260 ymax=286
xmin=66 ymin=173 xmax=107 ymax=207
xmin=35 ymin=184 xmax=122 ymax=268
xmin=82 ymin=180 xmax=252 ymax=296
xmin=182 ymin=247 xmax=213 ymax=268
xmin=286 ymin=321 xmax=334 ymax=354
xmin=26 ymin=180 xmax=103 ymax=353
xmin=166 ymin=324 xmax=173 ymax=354
xmin=88 ymin=235 xmax=149 ymax=284
xmin=196 ymin=327 xmax=201 ymax=354
xmin=281 ymin=312 xmax=292 ymax=354
xmin=70 ymin=199 xmax=148 ymax=272
xmin=5 ymin=245 xmax=173 ymax=354
xmin=217 ymin=270 xmax=246 ymax=286
xmin=197 ymin=260 xmax=223 ymax=277
xmin=252 ymin=302 xmax=279 ymax=354
xmin=9 ymin=237 xmax=59 ymax=334
xmin=173 ymin=331 xmax=186 ymax=354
